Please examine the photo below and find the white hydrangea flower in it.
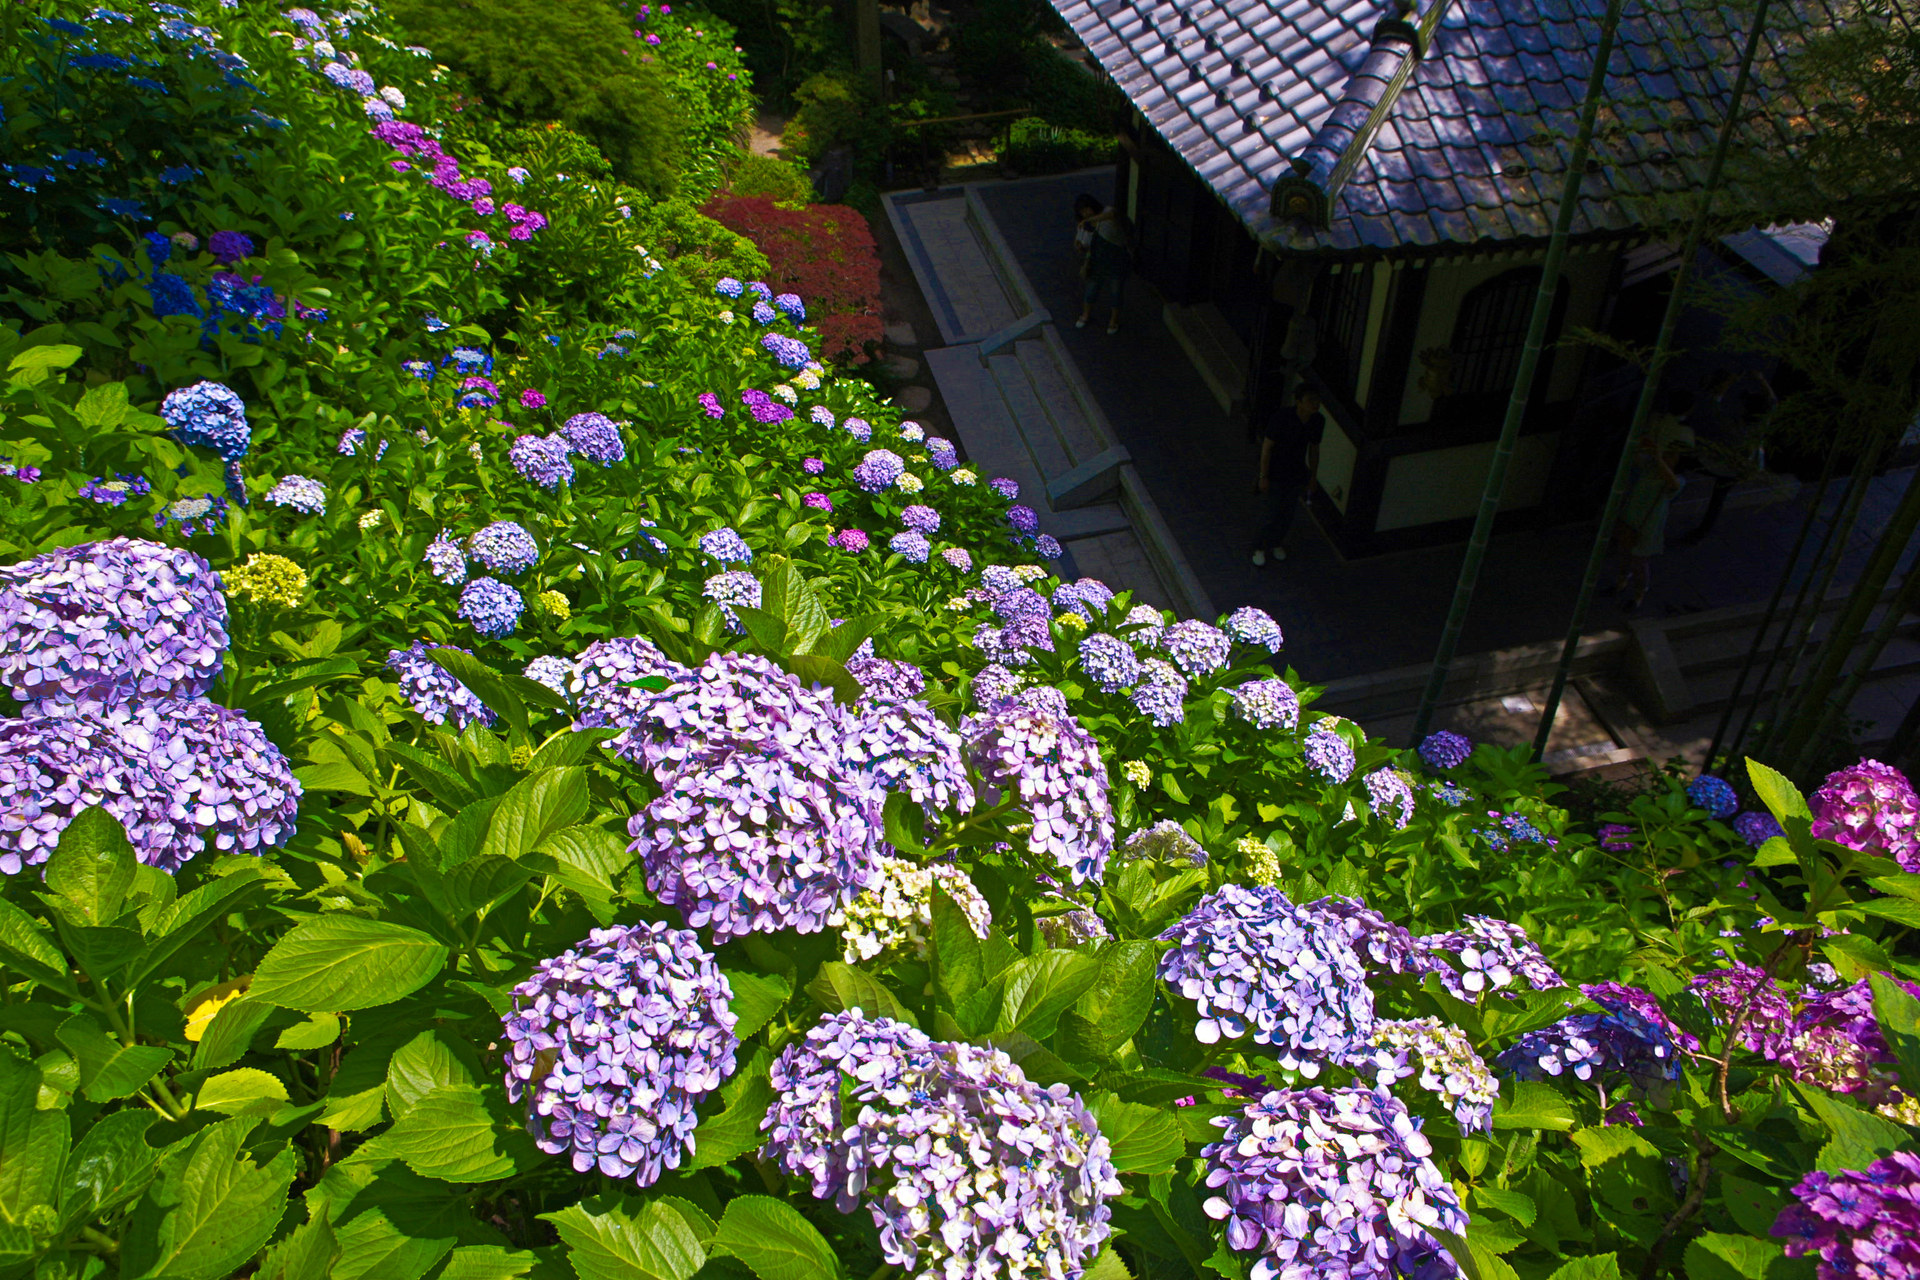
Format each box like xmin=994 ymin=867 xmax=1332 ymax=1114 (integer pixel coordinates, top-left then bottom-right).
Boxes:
xmin=772 ymin=384 xmax=797 ymax=405
xmin=379 ymin=84 xmax=406 ymax=109
xmin=794 ymin=369 xmax=821 ymax=390
xmin=1013 ymin=564 xmax=1048 ymax=583
xmin=718 ymin=309 xmax=735 ymax=324
xmin=829 ymin=856 xmax=991 ymax=963
xmin=896 ymin=472 xmax=924 ymax=493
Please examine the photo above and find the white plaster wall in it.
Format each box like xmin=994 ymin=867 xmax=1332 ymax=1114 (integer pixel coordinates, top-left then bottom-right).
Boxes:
xmin=1374 ymin=431 xmax=1561 ymax=531
xmin=1317 ymin=417 xmax=1358 ymax=514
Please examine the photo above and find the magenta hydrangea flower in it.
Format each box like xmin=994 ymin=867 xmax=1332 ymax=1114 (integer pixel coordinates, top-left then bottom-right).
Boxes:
xmin=802 ymin=456 xmax=824 ymax=474
xmin=804 ymin=491 xmax=832 ymax=511
xmin=832 ymin=528 xmax=869 ymax=553
xmin=1774 ymin=1151 xmax=1920 ymax=1278
xmin=899 ymin=504 xmax=940 ymax=534
xmin=697 ymin=392 xmax=724 ymax=418
xmin=1810 ymin=758 xmax=1919 ymax=870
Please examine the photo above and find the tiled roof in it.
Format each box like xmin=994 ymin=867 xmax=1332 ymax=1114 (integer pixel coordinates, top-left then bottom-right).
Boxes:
xmin=1054 ymin=0 xmax=1839 ymax=254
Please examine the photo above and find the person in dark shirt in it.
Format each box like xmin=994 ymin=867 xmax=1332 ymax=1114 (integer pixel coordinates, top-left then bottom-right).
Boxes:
xmin=1251 ymin=386 xmax=1325 ymax=566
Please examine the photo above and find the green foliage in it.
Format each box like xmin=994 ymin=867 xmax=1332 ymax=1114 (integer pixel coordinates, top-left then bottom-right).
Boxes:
xmin=784 ymin=69 xmax=885 ymax=167
xmin=1004 ymin=117 xmax=1117 ymax=176
xmin=722 ymin=152 xmax=814 ymax=206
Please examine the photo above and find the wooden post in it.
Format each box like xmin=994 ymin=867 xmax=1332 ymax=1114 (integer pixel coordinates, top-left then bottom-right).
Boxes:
xmin=855 ymin=0 xmax=882 ymax=93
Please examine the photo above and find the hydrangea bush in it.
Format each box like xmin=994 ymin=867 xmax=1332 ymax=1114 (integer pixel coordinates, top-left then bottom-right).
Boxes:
xmin=0 ymin=5 xmax=1915 ymax=1280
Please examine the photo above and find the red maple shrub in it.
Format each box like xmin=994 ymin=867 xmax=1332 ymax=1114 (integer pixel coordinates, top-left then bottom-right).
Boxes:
xmin=700 ymin=195 xmax=884 ymax=364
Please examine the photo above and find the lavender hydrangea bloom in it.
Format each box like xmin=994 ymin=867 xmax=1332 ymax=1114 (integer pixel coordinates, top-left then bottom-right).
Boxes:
xmin=1229 ymin=678 xmax=1299 ymax=731
xmin=1774 ymin=1152 xmax=1920 ymax=1279
xmin=161 ymin=381 xmax=250 ymax=460
xmin=772 ymin=292 xmax=805 ymax=321
xmin=698 ymin=526 xmax=752 ymax=564
xmin=1307 ymin=896 xmax=1442 ymax=981
xmin=1131 ymin=664 xmax=1186 ymax=727
xmin=1582 ymin=982 xmax=1701 ymax=1053
xmin=628 ymin=749 xmax=880 ymax=941
xmin=423 ymin=532 xmax=467 ymax=585
xmin=1809 ymin=758 xmax=1919 ymax=870
xmin=1120 ymin=819 xmax=1208 ymax=867
xmin=762 ymin=1011 xmax=1121 ymax=1279
xmin=1053 ymin=577 xmax=1115 ymax=619
xmin=927 ymin=437 xmax=958 ymax=470
xmin=458 ymin=577 xmax=524 ymax=638
xmin=1422 ymin=916 xmax=1565 ymax=1000
xmin=0 ymin=538 xmax=228 ymax=709
xmin=1076 ymin=632 xmax=1140 ymax=693
xmin=761 ymin=333 xmax=810 ymax=368
xmin=1006 ymin=504 xmax=1040 ymax=534
xmin=845 ymin=654 xmax=926 ymax=703
xmin=1363 ymin=768 xmax=1415 ymax=829
xmin=702 ymin=571 xmax=761 ymax=631
xmin=843 ymin=697 xmax=975 ymax=817
xmin=1202 ymin=1086 xmax=1467 ymax=1280
xmin=510 ymin=435 xmax=574 ymax=490
xmin=1159 ymin=884 xmax=1375 ymax=1071
xmin=468 ymin=521 xmax=539 ymax=574
xmin=887 ymin=531 xmax=930 ymax=563
xmin=1687 ymin=774 xmax=1740 ymax=819
xmin=599 ymin=651 xmax=844 ymax=780
xmin=1224 ymin=605 xmax=1284 ymax=653
xmin=265 ymin=474 xmax=326 ymax=514
xmin=502 ymin=922 xmax=738 ymax=1185
xmin=387 ymin=640 xmax=497 ymax=728
xmin=971 ymin=663 xmax=1022 ymax=711
xmin=989 ymin=477 xmax=1019 ymax=499
xmin=1162 ymin=619 xmax=1231 ymax=677
xmin=1418 ymin=730 xmax=1473 ymax=770
xmin=0 ymin=699 xmax=299 ymax=874
xmin=1495 ymin=1005 xmax=1680 ymax=1090
xmin=560 ymin=412 xmax=625 ymax=465
xmin=899 ymin=504 xmax=940 ymax=534
xmin=522 ymin=654 xmax=572 ymax=695
xmin=1035 ymin=534 xmax=1063 ymax=559
xmin=567 ymin=635 xmax=684 ymax=730
xmin=842 ymin=416 xmax=872 ymax=442
xmin=1357 ymin=1018 xmax=1499 ymax=1135
xmin=1303 ymin=720 xmax=1355 ymax=783
xmin=852 ymin=448 xmax=905 ymax=492
xmin=714 ymin=276 xmax=743 ymax=297
xmin=964 ymin=685 xmax=1114 ymax=884
xmin=1122 ymin=603 xmax=1165 ymax=648
xmin=1733 ymin=811 xmax=1785 ymax=847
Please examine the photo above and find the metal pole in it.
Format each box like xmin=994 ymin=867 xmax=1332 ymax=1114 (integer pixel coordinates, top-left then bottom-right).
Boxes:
xmin=1409 ymin=0 xmax=1628 ymax=743
xmin=1530 ymin=0 xmax=1773 ymax=760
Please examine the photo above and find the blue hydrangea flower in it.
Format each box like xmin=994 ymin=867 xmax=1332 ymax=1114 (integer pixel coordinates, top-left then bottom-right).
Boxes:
xmin=1733 ymin=810 xmax=1784 ymax=847
xmin=888 ymin=531 xmax=930 ymax=563
xmin=772 ymin=292 xmax=805 ymax=322
xmin=444 ymin=346 xmax=493 ymax=375
xmin=698 ymin=527 xmax=752 ymax=564
xmin=751 ymin=300 xmax=777 ymax=325
xmin=714 ymin=276 xmax=743 ymax=297
xmin=469 ymin=521 xmax=539 ymax=574
xmin=702 ymin=570 xmax=762 ymax=631
xmin=1077 ymin=632 xmax=1139 ymax=693
xmin=458 ymin=577 xmax=523 ymax=638
xmin=1418 ymin=730 xmax=1473 ymax=770
xmin=1229 ymin=678 xmax=1298 ymax=731
xmin=265 ymin=475 xmax=326 ymax=514
xmin=1303 ymin=720 xmax=1355 ymax=783
xmin=560 ymin=412 xmax=624 ymax=465
xmin=149 ymin=273 xmax=202 ymax=319
xmin=852 ymin=449 xmax=905 ymax=493
xmin=510 ymin=435 xmax=574 ymax=491
xmin=761 ymin=332 xmax=810 ymax=368
xmin=161 ymin=382 xmax=249 ymax=460
xmin=387 ymin=639 xmax=496 ymax=727
xmin=1687 ymin=774 xmax=1740 ymax=819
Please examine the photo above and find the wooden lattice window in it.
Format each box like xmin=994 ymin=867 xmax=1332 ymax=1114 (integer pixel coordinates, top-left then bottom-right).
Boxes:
xmin=1450 ymin=267 xmax=1542 ymax=398
xmin=1323 ymin=265 xmax=1370 ymax=374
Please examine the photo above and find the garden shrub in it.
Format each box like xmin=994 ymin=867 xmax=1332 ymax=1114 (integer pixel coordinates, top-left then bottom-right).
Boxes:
xmin=1 ymin=5 xmax=1918 ymax=1280
xmin=702 ymin=194 xmax=883 ymax=362
xmin=1004 ymin=116 xmax=1117 ymax=175
xmin=783 ymin=66 xmax=885 ymax=166
xmin=723 ymin=150 xmax=815 ymax=205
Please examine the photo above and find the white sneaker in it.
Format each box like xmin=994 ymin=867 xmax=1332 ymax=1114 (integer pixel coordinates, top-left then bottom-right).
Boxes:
xmin=1271 ymin=546 xmax=1288 ymax=561
xmin=1074 ymin=317 xmax=1089 ymax=329
xmin=1250 ymin=549 xmax=1267 ymax=567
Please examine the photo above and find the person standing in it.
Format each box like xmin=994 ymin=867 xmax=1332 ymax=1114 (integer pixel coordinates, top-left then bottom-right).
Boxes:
xmin=1072 ymin=194 xmax=1130 ymax=335
xmin=1251 ymin=386 xmax=1325 ymax=566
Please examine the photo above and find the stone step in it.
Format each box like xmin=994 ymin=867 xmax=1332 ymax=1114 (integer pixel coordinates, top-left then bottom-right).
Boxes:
xmin=1667 ymin=602 xmax=1920 ymax=675
xmin=986 ymin=349 xmax=1073 ymax=481
xmin=1013 ymin=337 xmax=1106 ymax=467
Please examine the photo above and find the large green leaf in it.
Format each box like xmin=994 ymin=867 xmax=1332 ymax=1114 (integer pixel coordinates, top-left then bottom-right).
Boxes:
xmin=119 ymin=1118 xmax=297 ymax=1280
xmin=1683 ymin=1232 xmax=1796 ymax=1280
xmin=1491 ymin=1081 xmax=1576 ymax=1132
xmin=478 ymin=768 xmax=589 ymax=865
xmin=721 ymin=970 xmax=791 ymax=1041
xmin=806 ymin=962 xmax=912 ymax=1024
xmin=328 ymin=1207 xmax=456 ymax=1280
xmin=931 ymin=884 xmax=984 ymax=1004
xmin=1745 ymin=759 xmax=1812 ymax=824
xmin=195 ymin=1069 xmax=289 ymax=1114
xmin=1068 ymin=942 xmax=1156 ymax=1054
xmin=687 ymin=1063 xmax=774 ymax=1171
xmin=43 ymin=807 xmax=136 ymax=927
xmin=1544 ymin=1257 xmax=1621 ymax=1280
xmin=995 ymin=951 xmax=1101 ymax=1039
xmin=56 ymin=1013 xmax=173 ymax=1101
xmin=386 ymin=1029 xmax=483 ymax=1119
xmin=58 ymin=1109 xmax=158 ymax=1229
xmin=0 ymin=1050 xmax=66 ymax=1228
xmin=255 ymin=1215 xmax=341 ymax=1280
xmin=710 ymin=1195 xmax=839 ymax=1280
xmin=365 ymin=1084 xmax=540 ymax=1183
xmin=247 ymin=916 xmax=449 ymax=1012
xmin=541 ymin=1194 xmax=706 ymax=1280
xmin=1084 ymin=1094 xmax=1183 ymax=1174
xmin=1796 ymin=1082 xmax=1912 ymax=1172
xmin=130 ymin=866 xmax=275 ymax=988
xmin=526 ymin=826 xmax=633 ymax=921
xmin=1870 ymin=973 xmax=1920 ymax=1094
xmin=0 ymin=896 xmax=72 ymax=990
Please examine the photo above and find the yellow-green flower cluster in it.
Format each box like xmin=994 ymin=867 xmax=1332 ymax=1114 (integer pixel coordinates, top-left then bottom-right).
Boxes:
xmin=224 ymin=553 xmax=308 ymax=608
xmin=535 ymin=589 xmax=570 ymax=621
xmin=1236 ymin=835 xmax=1281 ymax=887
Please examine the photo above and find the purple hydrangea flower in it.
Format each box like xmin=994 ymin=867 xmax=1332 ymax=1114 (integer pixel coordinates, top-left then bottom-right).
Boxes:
xmin=740 ymin=390 xmax=792 ymax=425
xmin=1131 ymin=662 xmax=1186 ymax=727
xmin=751 ymin=300 xmax=777 ymax=326
xmin=627 ymin=749 xmax=880 ymax=941
xmin=522 ymin=654 xmax=571 ymax=695
xmin=1810 ymin=759 xmax=1919 ymax=870
xmin=1229 ymin=678 xmax=1299 ymax=731
xmin=78 ymin=473 xmax=149 ymax=508
xmin=888 ymin=531 xmax=930 ymax=563
xmin=1418 ymin=730 xmax=1473 ymax=771
xmin=899 ymin=504 xmax=940 ymax=535
xmin=207 ymin=229 xmax=253 ymax=263
xmin=804 ymin=492 xmax=832 ymax=512
xmin=842 ymin=696 xmax=974 ymax=817
xmin=560 ymin=412 xmax=625 ymax=465
xmin=832 ymin=528 xmax=869 ymax=553
xmin=1201 ymin=1086 xmax=1468 ymax=1278
xmin=1160 ymin=884 xmax=1375 ymax=1070
xmin=964 ymin=685 xmax=1114 ymax=884
xmin=1162 ymin=619 xmax=1231 ymax=677
xmin=161 ymin=381 xmax=249 ymax=460
xmin=698 ymin=392 xmax=724 ymax=418
xmin=1774 ymin=1152 xmax=1920 ymax=1278
xmin=458 ymin=577 xmax=523 ymax=637
xmin=971 ymin=663 xmax=1022 ymax=711
xmin=698 ymin=527 xmax=752 ymax=565
xmin=746 ymin=281 xmax=772 ymax=299
xmin=926 ymin=437 xmax=958 ymax=470
xmin=1052 ymin=578 xmax=1114 ymax=619
xmin=1599 ymin=822 xmax=1635 ymax=852
xmin=1582 ymin=982 xmax=1701 ymax=1054
xmin=702 ymin=570 xmax=761 ymax=631
xmin=714 ymin=277 xmax=743 ymax=297
xmin=761 ymin=333 xmax=809 ymax=368
xmin=0 ymin=538 xmax=228 ymax=709
xmin=424 ymin=531 xmax=467 ymax=585
xmin=1077 ymin=632 xmax=1140 ymax=693
xmin=387 ymin=640 xmax=497 ymax=728
xmin=503 ymin=922 xmax=738 ymax=1185
xmin=510 ymin=435 xmax=574 ymax=490
xmin=266 ymin=475 xmax=326 ymax=514
xmin=802 ymin=456 xmax=825 ymax=475
xmin=989 ymin=477 xmax=1019 ymax=499
xmin=566 ymin=635 xmax=685 ymax=730
xmin=1363 ymin=768 xmax=1415 ymax=829
xmin=0 ymin=698 xmax=299 ymax=874
xmin=597 ymin=650 xmax=842 ymax=782
xmin=845 ymin=654 xmax=927 ymax=703
xmin=851 ymin=449 xmax=905 ymax=493
xmin=1733 ymin=811 xmax=1785 ymax=847
xmin=1687 ymin=774 xmax=1740 ymax=819
xmin=1224 ymin=605 xmax=1284 ymax=653
xmin=1122 ymin=603 xmax=1165 ymax=648
xmin=1422 ymin=916 xmax=1565 ymax=1000
xmin=842 ymin=416 xmax=871 ymax=442
xmin=1006 ymin=504 xmax=1039 ymax=534
xmin=1356 ymin=1017 xmax=1499 ymax=1135
xmin=772 ymin=292 xmax=805 ymax=321
xmin=940 ymin=547 xmax=972 ymax=572
xmin=1303 ymin=720 xmax=1355 ymax=783
xmin=468 ymin=521 xmax=539 ymax=574
xmin=1034 ymin=533 xmax=1063 ymax=559
xmin=1494 ymin=1005 xmax=1681 ymax=1090
xmin=762 ymin=1011 xmax=1121 ymax=1278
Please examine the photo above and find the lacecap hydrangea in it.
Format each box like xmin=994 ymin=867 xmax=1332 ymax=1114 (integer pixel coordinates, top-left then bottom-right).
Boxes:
xmin=502 ymin=922 xmax=738 ymax=1186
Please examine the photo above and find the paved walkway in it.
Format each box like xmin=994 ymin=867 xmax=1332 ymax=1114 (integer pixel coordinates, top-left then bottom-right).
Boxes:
xmin=970 ymin=170 xmax=1917 ymax=687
